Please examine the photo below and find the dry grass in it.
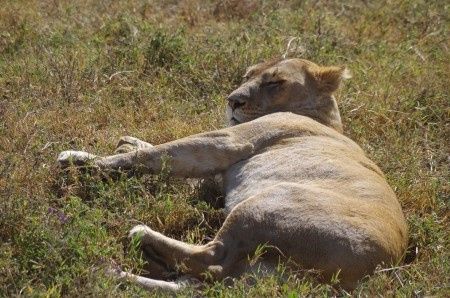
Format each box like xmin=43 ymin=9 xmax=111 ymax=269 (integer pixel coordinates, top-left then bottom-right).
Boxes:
xmin=0 ymin=0 xmax=448 ymax=296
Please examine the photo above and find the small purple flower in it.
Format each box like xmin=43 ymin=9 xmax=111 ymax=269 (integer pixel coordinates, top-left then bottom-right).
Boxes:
xmin=47 ymin=207 xmax=70 ymax=224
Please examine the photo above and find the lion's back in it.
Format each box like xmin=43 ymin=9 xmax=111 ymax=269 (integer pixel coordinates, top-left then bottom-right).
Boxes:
xmin=223 ymin=124 xmax=386 ymax=211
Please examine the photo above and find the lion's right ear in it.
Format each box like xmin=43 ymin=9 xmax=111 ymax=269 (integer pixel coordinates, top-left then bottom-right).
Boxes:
xmin=306 ymin=66 xmax=351 ymax=94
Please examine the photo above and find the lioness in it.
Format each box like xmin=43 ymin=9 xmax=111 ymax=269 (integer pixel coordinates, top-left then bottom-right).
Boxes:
xmin=58 ymin=58 xmax=408 ymax=291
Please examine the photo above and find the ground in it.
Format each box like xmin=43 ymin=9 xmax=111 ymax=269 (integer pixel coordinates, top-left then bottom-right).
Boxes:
xmin=0 ymin=0 xmax=448 ymax=296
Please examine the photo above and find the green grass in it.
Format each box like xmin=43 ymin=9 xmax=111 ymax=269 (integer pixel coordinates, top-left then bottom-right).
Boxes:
xmin=0 ymin=0 xmax=448 ymax=296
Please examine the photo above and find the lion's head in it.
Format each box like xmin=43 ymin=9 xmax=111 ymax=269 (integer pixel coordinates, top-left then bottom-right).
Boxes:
xmin=226 ymin=58 xmax=350 ymax=132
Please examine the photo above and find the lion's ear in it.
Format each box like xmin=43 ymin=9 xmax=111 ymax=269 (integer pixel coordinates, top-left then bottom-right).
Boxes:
xmin=307 ymin=66 xmax=351 ymax=94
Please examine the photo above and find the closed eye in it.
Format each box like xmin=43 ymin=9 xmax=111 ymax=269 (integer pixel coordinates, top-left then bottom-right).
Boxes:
xmin=262 ymin=80 xmax=285 ymax=88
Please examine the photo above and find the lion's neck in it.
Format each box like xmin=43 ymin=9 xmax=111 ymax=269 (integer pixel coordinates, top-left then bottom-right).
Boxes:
xmin=292 ymin=95 xmax=343 ymax=133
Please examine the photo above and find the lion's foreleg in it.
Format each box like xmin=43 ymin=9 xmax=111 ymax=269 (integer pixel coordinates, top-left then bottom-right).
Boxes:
xmin=59 ymin=129 xmax=254 ymax=177
xmin=76 ymin=137 xmax=251 ymax=178
xmin=115 ymin=136 xmax=154 ymax=154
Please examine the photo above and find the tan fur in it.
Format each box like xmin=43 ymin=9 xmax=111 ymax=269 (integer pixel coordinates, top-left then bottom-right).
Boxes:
xmin=58 ymin=58 xmax=408 ymax=291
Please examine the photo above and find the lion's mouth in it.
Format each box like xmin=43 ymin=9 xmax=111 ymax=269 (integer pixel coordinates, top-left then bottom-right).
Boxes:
xmin=229 ymin=116 xmax=241 ymax=125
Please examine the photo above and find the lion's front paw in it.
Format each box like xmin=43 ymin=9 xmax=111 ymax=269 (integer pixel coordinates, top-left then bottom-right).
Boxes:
xmin=57 ymin=150 xmax=98 ymax=167
xmin=115 ymin=136 xmax=153 ymax=154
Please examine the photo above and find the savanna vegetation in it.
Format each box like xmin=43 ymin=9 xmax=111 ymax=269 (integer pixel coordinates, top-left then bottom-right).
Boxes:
xmin=0 ymin=0 xmax=448 ymax=296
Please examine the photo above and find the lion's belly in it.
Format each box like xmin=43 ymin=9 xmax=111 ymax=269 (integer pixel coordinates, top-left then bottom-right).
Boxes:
xmin=222 ymin=137 xmax=385 ymax=212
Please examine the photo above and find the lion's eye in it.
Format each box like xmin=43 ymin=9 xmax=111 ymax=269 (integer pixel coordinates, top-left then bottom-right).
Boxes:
xmin=262 ymin=80 xmax=284 ymax=88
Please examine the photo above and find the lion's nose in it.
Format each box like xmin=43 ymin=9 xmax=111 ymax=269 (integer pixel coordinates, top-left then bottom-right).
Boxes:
xmin=227 ymin=90 xmax=248 ymax=110
xmin=227 ymin=97 xmax=246 ymax=110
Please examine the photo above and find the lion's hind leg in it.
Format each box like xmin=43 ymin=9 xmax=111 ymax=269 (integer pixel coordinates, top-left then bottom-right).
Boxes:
xmin=108 ymin=267 xmax=190 ymax=293
xmin=124 ymin=199 xmax=292 ymax=292
xmin=129 ymin=225 xmax=233 ymax=281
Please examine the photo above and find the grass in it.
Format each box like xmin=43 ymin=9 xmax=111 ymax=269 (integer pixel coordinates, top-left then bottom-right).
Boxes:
xmin=0 ymin=0 xmax=448 ymax=296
